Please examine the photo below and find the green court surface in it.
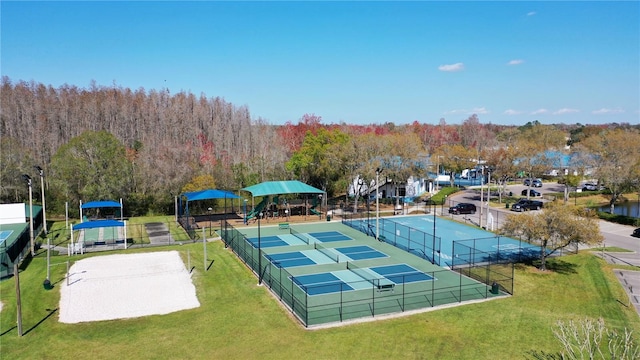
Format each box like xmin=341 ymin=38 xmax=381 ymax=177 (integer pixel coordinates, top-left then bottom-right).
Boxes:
xmin=222 ymin=220 xmax=506 ymax=327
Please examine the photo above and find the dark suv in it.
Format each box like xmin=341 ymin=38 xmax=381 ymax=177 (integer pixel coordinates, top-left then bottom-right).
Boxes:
xmin=448 ymin=203 xmax=477 ymax=215
xmin=511 ymin=199 xmax=543 ymax=212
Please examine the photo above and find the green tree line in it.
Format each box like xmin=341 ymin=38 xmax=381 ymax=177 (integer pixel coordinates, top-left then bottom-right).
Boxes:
xmin=2 ymin=77 xmax=639 ymax=217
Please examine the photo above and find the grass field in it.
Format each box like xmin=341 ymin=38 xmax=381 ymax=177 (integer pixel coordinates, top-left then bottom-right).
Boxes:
xmin=1 ymin=223 xmax=639 ymax=359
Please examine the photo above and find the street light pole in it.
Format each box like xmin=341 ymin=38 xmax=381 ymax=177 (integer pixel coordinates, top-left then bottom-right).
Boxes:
xmin=22 ymin=175 xmax=35 ymax=256
xmin=479 ymin=164 xmax=484 ymax=229
xmin=433 ymin=199 xmax=436 ymax=264
xmin=486 ymin=169 xmax=491 ymax=229
xmin=257 ymin=212 xmax=263 ymax=285
xmin=243 ymin=199 xmax=248 ymax=225
xmin=376 ymin=168 xmax=383 ymax=241
xmin=35 ymin=166 xmax=47 ymax=234
xmin=435 ymin=155 xmax=443 ymax=191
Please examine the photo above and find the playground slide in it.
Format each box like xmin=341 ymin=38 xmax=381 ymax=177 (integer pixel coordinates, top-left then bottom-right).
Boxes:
xmin=245 ymin=197 xmax=269 ymax=221
xmin=309 ymin=196 xmax=322 ymax=216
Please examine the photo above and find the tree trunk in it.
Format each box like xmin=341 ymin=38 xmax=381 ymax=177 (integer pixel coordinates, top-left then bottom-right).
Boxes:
xmin=540 ymin=244 xmax=547 ymax=271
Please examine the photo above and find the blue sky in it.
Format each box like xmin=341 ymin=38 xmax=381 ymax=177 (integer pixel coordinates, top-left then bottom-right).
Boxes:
xmin=2 ymin=1 xmax=638 ymax=126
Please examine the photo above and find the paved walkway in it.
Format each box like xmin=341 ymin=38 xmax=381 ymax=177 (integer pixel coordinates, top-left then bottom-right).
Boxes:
xmin=145 ymin=222 xmax=172 ymax=245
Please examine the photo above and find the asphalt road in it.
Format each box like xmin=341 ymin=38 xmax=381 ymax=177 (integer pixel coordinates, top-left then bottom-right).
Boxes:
xmin=446 ymin=183 xmax=640 ymax=315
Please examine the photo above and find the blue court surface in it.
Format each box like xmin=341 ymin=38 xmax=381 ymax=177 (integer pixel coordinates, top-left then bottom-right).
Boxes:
xmin=308 ymin=231 xmax=352 ymax=243
xmin=266 ymin=251 xmax=317 ymax=268
xmin=247 ymin=235 xmax=290 ymax=248
xmin=292 ymin=273 xmax=355 ymax=295
xmin=248 ymin=231 xmax=352 ymax=248
xmin=370 ymin=264 xmax=434 ymax=284
xmin=0 ymin=230 xmax=13 ymax=242
xmin=335 ymin=245 xmax=387 ymax=261
xmin=376 ymin=215 xmax=539 ymax=266
xmin=265 ymin=245 xmax=387 ymax=268
xmin=292 ymin=263 xmax=433 ymax=296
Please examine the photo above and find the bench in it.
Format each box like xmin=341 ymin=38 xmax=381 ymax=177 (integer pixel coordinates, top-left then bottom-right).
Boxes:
xmin=278 ymin=223 xmax=290 ymax=230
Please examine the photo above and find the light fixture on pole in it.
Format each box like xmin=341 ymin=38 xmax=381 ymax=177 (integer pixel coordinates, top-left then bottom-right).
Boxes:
xmin=35 ymin=166 xmax=47 ymax=234
xmin=257 ymin=212 xmax=263 ymax=285
xmin=207 ymin=207 xmax=213 ymax=236
xmin=376 ymin=168 xmax=383 ymax=241
xmin=22 ymin=174 xmax=34 ymax=256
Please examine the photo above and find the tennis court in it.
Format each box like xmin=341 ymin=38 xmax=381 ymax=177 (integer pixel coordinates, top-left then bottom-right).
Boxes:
xmin=292 ymin=263 xmax=433 ymax=295
xmin=247 ymin=230 xmax=352 ymax=248
xmin=221 ymin=220 xmax=507 ymax=327
xmin=349 ymin=215 xmax=539 ymax=267
xmin=265 ymin=245 xmax=387 ymax=268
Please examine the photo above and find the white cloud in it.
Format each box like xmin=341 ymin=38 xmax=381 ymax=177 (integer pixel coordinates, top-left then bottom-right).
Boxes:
xmin=504 ymin=109 xmax=523 ymax=115
xmin=531 ymin=108 xmax=548 ymax=115
xmin=507 ymin=59 xmax=524 ymax=66
xmin=527 ymin=11 xmax=536 ymax=16
xmin=553 ymin=108 xmax=580 ymax=115
xmin=592 ymin=108 xmax=624 ymax=114
xmin=438 ymin=63 xmax=464 ymax=72
xmin=471 ymin=107 xmax=489 ymax=115
xmin=445 ymin=107 xmax=488 ymax=115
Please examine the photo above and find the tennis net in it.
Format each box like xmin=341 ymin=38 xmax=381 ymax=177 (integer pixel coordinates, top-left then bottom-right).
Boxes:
xmin=290 ymin=227 xmax=311 ymax=244
xmin=314 ymin=242 xmax=339 ymax=263
xmin=346 ymin=262 xmax=394 ymax=290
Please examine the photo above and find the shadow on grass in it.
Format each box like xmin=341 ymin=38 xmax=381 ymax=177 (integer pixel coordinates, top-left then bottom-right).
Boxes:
xmin=0 ymin=325 xmax=17 ymax=337
xmin=23 ymin=308 xmax=58 ymax=336
xmin=514 ymin=258 xmax=578 ymax=275
xmin=0 ymin=309 xmax=58 ymax=338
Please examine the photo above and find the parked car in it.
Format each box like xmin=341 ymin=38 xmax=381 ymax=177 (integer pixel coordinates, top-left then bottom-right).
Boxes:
xmin=581 ymin=183 xmax=602 ymax=191
xmin=448 ymin=203 xmax=477 ymax=215
xmin=521 ymin=189 xmax=541 ymax=197
xmin=523 ymin=178 xmax=543 ymax=187
xmin=632 ymin=228 xmax=640 ymax=238
xmin=511 ymin=199 xmax=543 ymax=212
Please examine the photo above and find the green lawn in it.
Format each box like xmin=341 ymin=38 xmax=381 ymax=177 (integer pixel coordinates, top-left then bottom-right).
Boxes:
xmin=1 ymin=230 xmax=639 ymax=359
